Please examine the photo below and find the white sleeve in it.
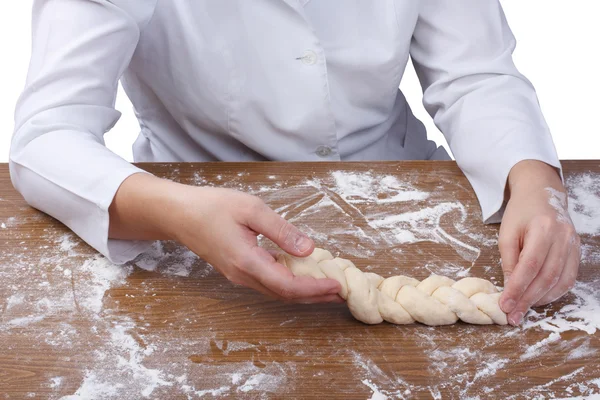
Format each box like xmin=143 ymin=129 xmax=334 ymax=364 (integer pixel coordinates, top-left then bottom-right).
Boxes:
xmin=10 ymin=0 xmax=158 ymax=263
xmin=410 ymin=0 xmax=562 ymax=223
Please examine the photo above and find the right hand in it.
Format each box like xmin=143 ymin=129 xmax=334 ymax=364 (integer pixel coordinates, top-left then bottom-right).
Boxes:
xmin=109 ymin=174 xmax=342 ymax=303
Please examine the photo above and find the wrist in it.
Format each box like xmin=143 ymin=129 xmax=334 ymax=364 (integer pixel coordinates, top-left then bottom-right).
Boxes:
xmin=508 ymin=160 xmax=563 ymax=196
xmin=109 ymin=173 xmax=189 ymax=241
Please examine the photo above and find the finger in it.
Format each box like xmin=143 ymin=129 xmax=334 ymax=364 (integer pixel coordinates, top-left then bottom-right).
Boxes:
xmin=499 ymin=227 xmax=552 ymax=315
xmin=228 ymin=269 xmax=344 ymax=304
xmin=535 ymin=236 xmax=581 ymax=306
xmin=246 ymin=245 xmax=341 ymax=299
xmin=227 ymin=270 xmax=287 ymax=300
xmin=246 ymin=201 xmax=314 ymax=257
xmin=293 ymin=294 xmax=346 ymax=304
xmin=498 ymin=226 xmax=521 ymax=288
xmin=506 ymin=241 xmax=566 ymax=326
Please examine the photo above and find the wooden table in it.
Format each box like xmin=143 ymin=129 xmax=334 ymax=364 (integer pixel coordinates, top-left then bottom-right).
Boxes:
xmin=1 ymin=161 xmax=599 ymax=399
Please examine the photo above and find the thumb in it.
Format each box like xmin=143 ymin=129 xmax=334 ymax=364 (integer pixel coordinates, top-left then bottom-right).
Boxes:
xmin=247 ymin=202 xmax=315 ymax=257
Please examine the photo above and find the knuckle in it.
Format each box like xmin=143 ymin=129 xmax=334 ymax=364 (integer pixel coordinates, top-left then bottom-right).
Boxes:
xmin=541 ymin=271 xmax=560 ymax=288
xmin=250 ymin=197 xmax=267 ymax=212
xmin=243 ymin=196 xmax=266 ymax=216
xmin=522 ymin=258 xmax=541 ymax=275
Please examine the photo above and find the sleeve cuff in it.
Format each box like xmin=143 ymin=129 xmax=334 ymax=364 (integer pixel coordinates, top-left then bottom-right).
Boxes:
xmin=97 ymin=167 xmax=155 ymax=265
xmin=10 ymin=127 xmax=156 ymax=265
xmin=455 ymin=132 xmax=562 ymax=224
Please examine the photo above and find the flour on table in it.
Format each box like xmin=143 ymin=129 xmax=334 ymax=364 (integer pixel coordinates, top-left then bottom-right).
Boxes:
xmin=254 ymin=170 xmax=492 ymax=264
xmin=49 ymin=377 xmax=64 ymax=389
xmin=2 ymin=169 xmax=599 ymax=399
xmin=362 ymin=379 xmax=388 ymax=400
xmin=522 ymin=281 xmax=600 ymax=335
xmin=58 ymin=233 xmax=78 ymax=253
xmin=566 ymin=173 xmax=600 ymax=235
xmin=134 ymin=241 xmax=210 ymax=278
xmin=520 ymin=332 xmax=562 ymax=361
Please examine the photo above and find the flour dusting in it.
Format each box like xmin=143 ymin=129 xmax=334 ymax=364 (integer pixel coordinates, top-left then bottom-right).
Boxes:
xmin=362 ymin=379 xmax=388 ymax=400
xmin=522 ymin=281 xmax=600 ymax=335
xmin=2 ymin=169 xmax=599 ymax=398
xmin=256 ymin=170 xmax=490 ymax=265
xmin=566 ymin=173 xmax=600 ymax=235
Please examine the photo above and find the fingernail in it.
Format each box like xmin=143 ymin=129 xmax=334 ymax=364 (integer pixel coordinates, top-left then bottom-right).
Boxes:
xmin=328 ymin=286 xmax=340 ymax=295
xmin=501 ymin=298 xmax=516 ymax=313
xmin=509 ymin=312 xmax=524 ymax=326
xmin=295 ymin=234 xmax=312 ymax=253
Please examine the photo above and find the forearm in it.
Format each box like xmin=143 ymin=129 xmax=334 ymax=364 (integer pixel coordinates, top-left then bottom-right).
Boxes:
xmin=108 ymin=173 xmax=184 ymax=241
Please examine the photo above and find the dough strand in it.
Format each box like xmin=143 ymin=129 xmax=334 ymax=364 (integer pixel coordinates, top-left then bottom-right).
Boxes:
xmin=277 ymin=248 xmax=507 ymax=326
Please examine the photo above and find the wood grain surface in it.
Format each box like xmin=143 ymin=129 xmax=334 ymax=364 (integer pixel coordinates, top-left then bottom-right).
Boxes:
xmin=0 ymin=161 xmax=599 ymax=399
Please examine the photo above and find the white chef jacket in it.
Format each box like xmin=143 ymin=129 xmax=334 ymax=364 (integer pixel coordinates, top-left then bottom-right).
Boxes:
xmin=10 ymin=0 xmax=561 ymax=264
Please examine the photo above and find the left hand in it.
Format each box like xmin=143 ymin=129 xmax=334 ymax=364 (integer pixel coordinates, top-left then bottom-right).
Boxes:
xmin=498 ymin=160 xmax=581 ymax=326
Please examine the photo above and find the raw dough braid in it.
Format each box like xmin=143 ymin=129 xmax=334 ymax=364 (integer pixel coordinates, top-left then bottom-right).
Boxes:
xmin=278 ymin=248 xmax=507 ymax=326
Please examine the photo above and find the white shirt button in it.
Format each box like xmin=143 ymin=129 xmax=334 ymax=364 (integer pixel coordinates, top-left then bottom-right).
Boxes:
xmin=316 ymin=146 xmax=332 ymax=157
xmin=300 ymin=50 xmax=318 ymax=65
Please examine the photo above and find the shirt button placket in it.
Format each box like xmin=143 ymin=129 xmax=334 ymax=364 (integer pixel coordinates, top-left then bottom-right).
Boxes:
xmin=298 ymin=45 xmax=337 ymax=160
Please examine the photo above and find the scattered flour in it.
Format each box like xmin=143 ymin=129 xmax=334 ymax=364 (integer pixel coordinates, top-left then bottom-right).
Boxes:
xmin=49 ymin=377 xmax=63 ymax=389
xmin=58 ymin=234 xmax=79 ymax=253
xmin=370 ymin=202 xmax=480 ymax=262
xmin=329 ymin=171 xmax=430 ymax=204
xmin=520 ymin=332 xmax=562 ymax=360
xmin=2 ymin=169 xmax=599 ymax=399
xmin=473 ymin=358 xmax=509 ymax=380
xmin=76 ymin=257 xmax=133 ymax=315
xmin=238 ymin=373 xmax=284 ymax=393
xmin=581 ymin=243 xmax=600 ymax=265
xmin=6 ymin=293 xmax=25 ymax=310
xmin=566 ymin=173 xmax=600 ymax=235
xmin=6 ymin=315 xmax=45 ymax=327
xmin=259 ymin=170 xmax=489 ymax=263
xmin=522 ymin=281 xmax=600 ymax=335
xmin=362 ymin=379 xmax=388 ymax=400
xmin=134 ymin=241 xmax=208 ymax=278
xmin=61 ymin=371 xmax=123 ymax=400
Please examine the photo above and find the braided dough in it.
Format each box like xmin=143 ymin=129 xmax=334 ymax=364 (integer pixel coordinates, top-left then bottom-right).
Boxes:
xmin=278 ymin=248 xmax=507 ymax=326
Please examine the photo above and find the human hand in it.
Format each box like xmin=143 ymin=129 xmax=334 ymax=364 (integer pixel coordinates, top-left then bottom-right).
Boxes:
xmin=166 ymin=186 xmax=343 ymax=303
xmin=109 ymin=174 xmax=342 ymax=303
xmin=498 ymin=160 xmax=581 ymax=326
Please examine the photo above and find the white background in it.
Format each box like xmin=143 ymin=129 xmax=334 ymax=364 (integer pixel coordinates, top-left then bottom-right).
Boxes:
xmin=1 ymin=1 xmax=599 ymax=162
